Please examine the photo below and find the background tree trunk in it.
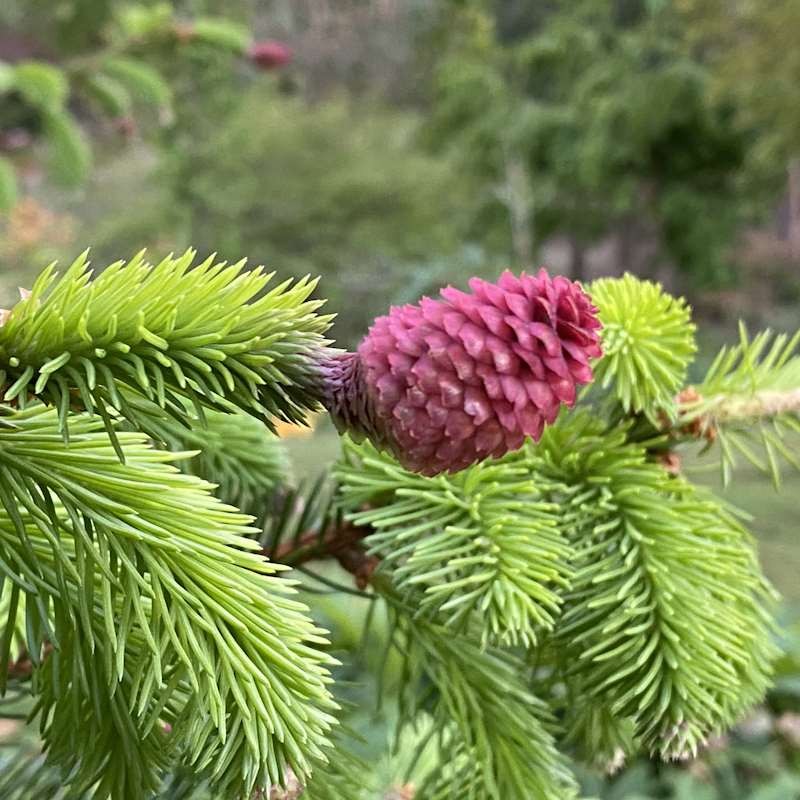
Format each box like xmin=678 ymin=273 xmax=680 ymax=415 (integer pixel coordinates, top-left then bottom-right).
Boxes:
xmin=500 ymin=153 xmax=534 ymax=270
xmin=569 ymin=236 xmax=586 ymax=283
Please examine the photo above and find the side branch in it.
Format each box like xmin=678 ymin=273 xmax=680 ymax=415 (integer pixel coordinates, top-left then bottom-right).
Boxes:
xmin=673 ymin=386 xmax=800 ymax=440
xmin=709 ymin=388 xmax=800 ymax=421
xmin=271 ymin=520 xmax=378 ymax=589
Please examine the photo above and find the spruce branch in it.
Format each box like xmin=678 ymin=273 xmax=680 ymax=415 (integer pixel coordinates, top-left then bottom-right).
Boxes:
xmin=0 ymin=250 xmax=333 ymax=443
xmin=673 ymin=325 xmax=800 ymax=486
xmin=336 ymin=437 xmax=572 ymax=647
xmin=386 ymin=603 xmax=578 ymax=800
xmin=526 ymin=411 xmax=778 ymax=761
xmin=0 ymin=404 xmax=337 ymax=798
xmin=1 ymin=508 xmax=181 ymax=796
xmin=589 ymin=274 xmax=697 ymax=422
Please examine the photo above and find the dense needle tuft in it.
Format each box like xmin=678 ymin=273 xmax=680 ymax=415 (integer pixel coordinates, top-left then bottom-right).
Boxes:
xmin=323 ymin=269 xmax=602 ymax=475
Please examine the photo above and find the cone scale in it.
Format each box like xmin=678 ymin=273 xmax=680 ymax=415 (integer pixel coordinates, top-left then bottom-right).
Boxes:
xmin=322 ymin=269 xmax=602 ymax=476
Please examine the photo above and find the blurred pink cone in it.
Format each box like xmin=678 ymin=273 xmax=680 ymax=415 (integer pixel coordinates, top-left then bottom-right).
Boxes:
xmin=248 ymin=40 xmax=293 ymax=70
xmin=322 ymin=269 xmax=602 ymax=475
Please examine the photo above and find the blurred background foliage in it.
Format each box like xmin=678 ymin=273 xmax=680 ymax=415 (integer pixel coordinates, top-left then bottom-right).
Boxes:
xmin=2 ymin=0 xmax=800 ymax=797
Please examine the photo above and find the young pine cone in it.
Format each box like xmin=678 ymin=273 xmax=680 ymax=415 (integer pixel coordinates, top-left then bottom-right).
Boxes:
xmin=321 ymin=269 xmax=602 ymax=475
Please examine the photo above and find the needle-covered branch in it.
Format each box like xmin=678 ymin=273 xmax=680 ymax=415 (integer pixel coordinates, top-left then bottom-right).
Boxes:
xmin=0 ymin=250 xmax=333 ymax=443
xmin=0 ymin=404 xmax=337 ymax=798
xmin=674 ymin=325 xmax=800 ymax=485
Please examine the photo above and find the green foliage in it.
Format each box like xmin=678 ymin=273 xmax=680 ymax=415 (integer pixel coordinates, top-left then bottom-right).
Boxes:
xmin=114 ymin=3 xmax=177 ymax=40
xmin=2 ymin=61 xmax=92 ymax=187
xmin=2 ymin=1 xmax=798 ymax=797
xmin=0 ymin=157 xmax=17 ymax=212
xmin=0 ymin=252 xmax=797 ymax=798
xmin=337 ymin=437 xmax=571 ymax=647
xmin=42 ymin=108 xmax=92 ymax=187
xmin=84 ymin=74 xmax=134 ymax=118
xmin=0 ymin=1 xmax=253 ymax=201
xmin=688 ymin=325 xmax=800 ymax=486
xmin=0 ymin=750 xmax=68 ymax=799
xmin=525 ymin=410 xmax=777 ymax=761
xmin=0 ymin=250 xmax=332 ymax=439
xmin=146 ymin=405 xmax=291 ymax=513
xmin=590 ymin=274 xmax=697 ymax=421
xmin=0 ymin=403 xmax=337 ymax=797
xmin=12 ymin=62 xmax=69 ymax=112
xmin=301 ymin=730 xmax=371 ymax=800
xmin=680 ymin=0 xmax=800 ymax=161
xmin=426 ymin=1 xmax=755 ymax=287
xmin=190 ymin=18 xmax=251 ymax=53
xmin=100 ymin=58 xmax=172 ymax=109
xmin=389 ymin=607 xmax=578 ymax=800
xmin=325 ymin=275 xmax=797 ymax=797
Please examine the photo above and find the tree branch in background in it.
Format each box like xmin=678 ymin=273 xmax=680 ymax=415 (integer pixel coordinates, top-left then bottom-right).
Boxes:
xmin=272 ymin=518 xmax=378 ymax=590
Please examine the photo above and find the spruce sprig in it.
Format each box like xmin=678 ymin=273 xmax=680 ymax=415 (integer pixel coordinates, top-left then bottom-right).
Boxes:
xmin=388 ymin=605 xmax=578 ymax=800
xmin=337 ymin=438 xmax=572 ymax=647
xmin=684 ymin=324 xmax=800 ymax=486
xmin=526 ymin=411 xmax=777 ymax=760
xmin=590 ymin=274 xmax=697 ymax=422
xmin=0 ymin=404 xmax=337 ymax=797
xmin=0 ymin=250 xmax=333 ymax=443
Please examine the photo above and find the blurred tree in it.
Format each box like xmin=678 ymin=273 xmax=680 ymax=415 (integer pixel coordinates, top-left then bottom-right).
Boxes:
xmin=678 ymin=0 xmax=800 ymax=256
xmin=166 ymin=89 xmax=477 ymax=345
xmin=425 ymin=0 xmax=751 ymax=289
xmin=258 ymin=0 xmax=438 ymax=104
xmin=0 ymin=0 xmax=256 ymax=208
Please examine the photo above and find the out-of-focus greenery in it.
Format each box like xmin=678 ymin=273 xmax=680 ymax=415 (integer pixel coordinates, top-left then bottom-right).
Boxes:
xmin=0 ymin=0 xmax=256 ymax=207
xmin=116 ymin=90 xmax=480 ymax=345
xmin=424 ymin=0 xmax=755 ymax=287
xmin=4 ymin=0 xmax=800 ymax=319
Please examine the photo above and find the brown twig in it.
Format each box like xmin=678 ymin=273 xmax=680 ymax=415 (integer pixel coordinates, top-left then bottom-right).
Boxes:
xmin=6 ymin=652 xmax=35 ymax=681
xmin=671 ymin=387 xmax=717 ymax=444
xmin=256 ymin=769 xmax=305 ymax=799
xmin=270 ymin=520 xmax=379 ymax=590
xmin=384 ymin=785 xmax=416 ymax=800
xmin=5 ymin=643 xmax=53 ymax=681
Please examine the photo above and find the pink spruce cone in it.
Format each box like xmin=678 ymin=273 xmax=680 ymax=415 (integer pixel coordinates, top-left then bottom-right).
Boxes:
xmin=322 ymin=269 xmax=602 ymax=476
xmin=248 ymin=40 xmax=293 ymax=70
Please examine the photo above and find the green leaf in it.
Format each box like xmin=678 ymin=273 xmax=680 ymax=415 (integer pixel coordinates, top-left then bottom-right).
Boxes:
xmin=84 ymin=73 xmax=133 ymax=117
xmin=0 ymin=61 xmax=15 ymax=92
xmin=41 ymin=109 xmax=92 ymax=186
xmin=116 ymin=3 xmax=175 ymax=39
xmin=13 ymin=61 xmax=69 ymax=111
